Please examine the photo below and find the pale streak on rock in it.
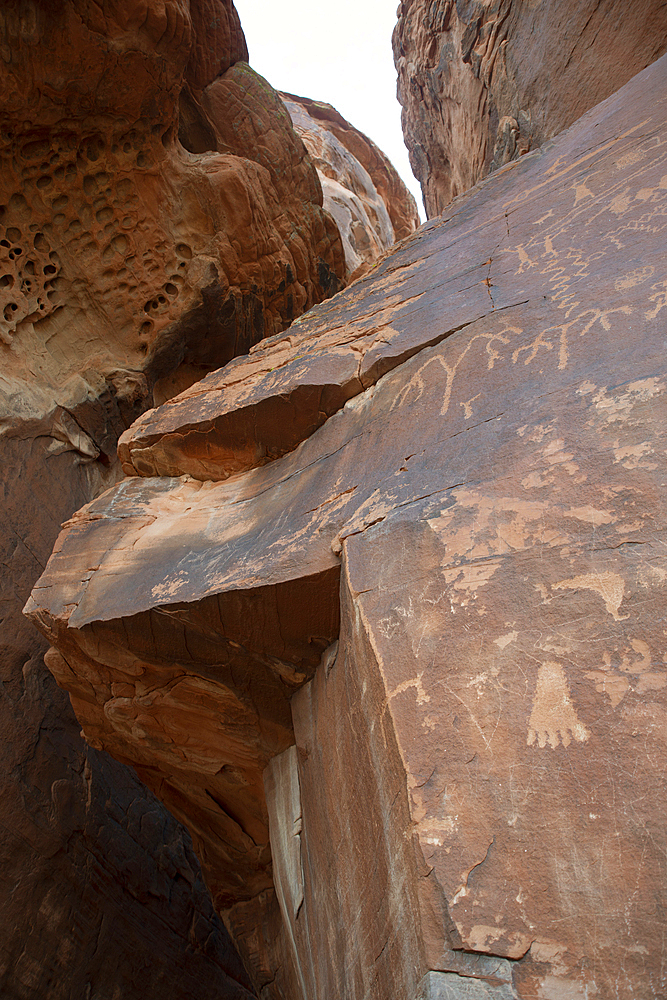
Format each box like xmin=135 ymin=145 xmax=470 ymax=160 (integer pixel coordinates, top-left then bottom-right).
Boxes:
xmin=282 ymin=94 xmax=419 ymax=281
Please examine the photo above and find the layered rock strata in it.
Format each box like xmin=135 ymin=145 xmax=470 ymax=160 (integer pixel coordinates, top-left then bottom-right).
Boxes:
xmin=394 ymin=0 xmax=667 ymax=217
xmin=282 ymin=94 xmax=419 ymax=280
xmin=0 ymin=0 xmax=348 ymax=995
xmin=28 ymin=52 xmax=667 ymax=1000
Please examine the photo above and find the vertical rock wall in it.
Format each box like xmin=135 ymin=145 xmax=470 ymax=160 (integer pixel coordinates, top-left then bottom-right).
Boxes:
xmin=394 ymin=0 xmax=667 ymax=217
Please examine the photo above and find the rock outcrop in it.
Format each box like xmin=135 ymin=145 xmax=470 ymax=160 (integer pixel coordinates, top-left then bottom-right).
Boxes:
xmin=282 ymin=94 xmax=419 ymax=280
xmin=0 ymin=0 xmax=353 ymax=995
xmin=394 ymin=0 xmax=667 ymax=217
xmin=28 ymin=50 xmax=667 ymax=1000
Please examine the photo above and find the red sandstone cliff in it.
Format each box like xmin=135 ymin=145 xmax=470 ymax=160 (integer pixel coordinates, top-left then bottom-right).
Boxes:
xmin=29 ymin=50 xmax=667 ymax=1000
xmin=394 ymin=0 xmax=667 ymax=217
xmin=0 ymin=1 xmax=414 ymax=996
xmin=7 ymin=2 xmax=667 ymax=999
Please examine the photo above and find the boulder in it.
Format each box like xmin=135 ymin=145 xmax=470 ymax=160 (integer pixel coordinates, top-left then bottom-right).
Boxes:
xmin=394 ymin=0 xmax=667 ymax=216
xmin=27 ymin=51 xmax=667 ymax=1000
xmin=282 ymin=94 xmax=419 ymax=280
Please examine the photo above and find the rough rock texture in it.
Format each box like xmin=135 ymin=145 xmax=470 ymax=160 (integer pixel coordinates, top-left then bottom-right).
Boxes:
xmin=1 ymin=439 xmax=255 ymax=1000
xmin=0 ymin=4 xmax=343 ymax=398
xmin=394 ymin=0 xmax=667 ymax=217
xmin=28 ymin=52 xmax=667 ymax=1000
xmin=0 ymin=0 xmax=349 ymax=995
xmin=282 ymin=94 xmax=419 ymax=280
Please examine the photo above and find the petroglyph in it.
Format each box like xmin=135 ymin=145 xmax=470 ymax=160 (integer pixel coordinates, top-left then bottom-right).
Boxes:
xmin=541 ymin=437 xmax=579 ymax=473
xmin=572 ymin=179 xmax=595 ymax=205
xmin=494 ymin=631 xmax=518 ymax=650
xmin=461 ymin=392 xmax=481 ymax=419
xmin=613 ymin=440 xmax=656 ymax=469
xmin=415 ymin=815 xmax=459 ymax=846
xmin=428 ymin=491 xmax=568 ymax=564
xmin=585 ymin=668 xmax=630 ymax=708
xmin=522 ymin=306 xmax=633 ymax=371
xmin=588 ymin=640 xmax=667 ymax=706
xmin=466 ymin=924 xmax=532 ymax=960
xmin=388 ymin=673 xmax=431 ymax=705
xmin=516 ymin=421 xmax=556 ymax=443
xmin=377 ymin=596 xmax=416 ymax=640
xmin=590 ymin=376 xmax=665 ymax=424
xmin=508 ymin=243 xmax=538 ymax=275
xmin=442 ymin=559 xmax=503 ymax=599
xmin=564 ymin=506 xmax=614 ymax=526
xmin=392 ymin=301 xmax=635 ymax=430
xmin=646 ymin=278 xmax=667 ymax=318
xmin=527 ymin=662 xmax=591 ymax=749
xmin=615 ymin=266 xmax=654 ymax=291
xmin=390 ymin=328 xmax=512 ymax=418
xmin=553 ymin=571 xmax=627 ymax=620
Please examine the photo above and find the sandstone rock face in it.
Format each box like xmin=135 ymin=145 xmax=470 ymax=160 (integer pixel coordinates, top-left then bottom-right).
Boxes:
xmin=0 ymin=2 xmax=343 ymax=397
xmin=394 ymin=0 xmax=667 ymax=217
xmin=282 ymin=94 xmax=419 ymax=280
xmin=1 ymin=0 xmax=349 ymax=995
xmin=28 ymin=52 xmax=667 ymax=1000
xmin=0 ymin=428 xmax=251 ymax=1000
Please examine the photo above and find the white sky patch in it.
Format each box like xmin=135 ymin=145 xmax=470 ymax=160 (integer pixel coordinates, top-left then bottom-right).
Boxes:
xmin=234 ymin=0 xmax=425 ymax=219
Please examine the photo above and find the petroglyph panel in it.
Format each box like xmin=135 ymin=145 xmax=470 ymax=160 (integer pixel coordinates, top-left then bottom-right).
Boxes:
xmin=29 ymin=55 xmax=667 ymax=1000
xmin=120 ymin=50 xmax=667 ymax=487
